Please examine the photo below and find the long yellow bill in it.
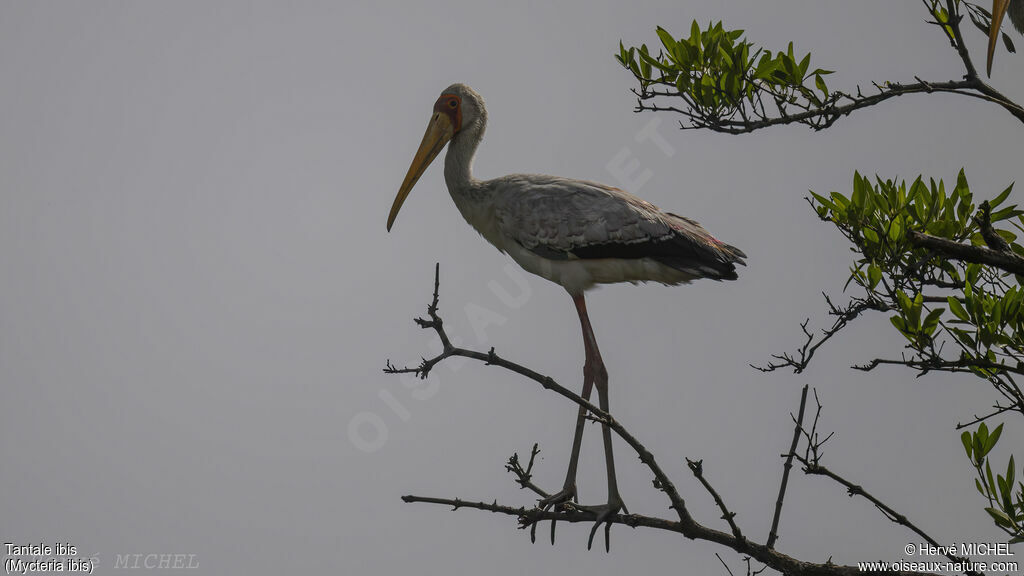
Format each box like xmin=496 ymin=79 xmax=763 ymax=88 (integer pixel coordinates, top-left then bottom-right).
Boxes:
xmin=387 ymin=112 xmax=454 ymax=231
xmin=988 ymin=0 xmax=1012 ymax=76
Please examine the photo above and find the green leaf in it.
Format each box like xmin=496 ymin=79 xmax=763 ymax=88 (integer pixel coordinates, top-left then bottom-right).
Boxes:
xmin=988 ymin=460 xmax=997 ymax=495
xmin=676 ymin=73 xmax=690 ymax=93
xmin=897 ymin=291 xmax=913 ymax=315
xmin=922 ymin=308 xmax=944 ymax=336
xmin=948 ymin=297 xmax=970 ymax=322
xmin=962 ymin=430 xmax=974 ymax=458
xmin=629 ymin=58 xmax=642 ymax=79
xmin=889 ymin=215 xmax=904 ymax=243
xmin=967 ymin=263 xmax=982 ymax=286
xmin=656 ymin=27 xmax=677 ymax=52
xmin=852 ymin=175 xmax=866 ymax=209
xmin=810 ymin=191 xmax=837 ymax=213
xmin=990 ymin=183 xmax=1014 ymax=209
xmin=990 ymin=206 xmax=1024 ymax=222
xmin=986 ymin=506 xmax=1015 ymax=528
xmin=797 ymin=52 xmax=811 ymax=79
xmin=830 ymin=192 xmax=849 ymax=210
xmin=890 ymin=315 xmax=909 ymax=334
xmin=909 ymin=292 xmax=924 ymax=329
xmin=638 ymin=47 xmax=672 ymax=72
xmin=867 ymin=263 xmax=882 ymax=290
xmin=639 ymin=45 xmax=652 ymax=78
xmin=985 ymin=423 xmax=1004 ymax=456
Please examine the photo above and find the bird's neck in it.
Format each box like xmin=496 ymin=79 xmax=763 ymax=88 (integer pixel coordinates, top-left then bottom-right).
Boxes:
xmin=444 ymin=121 xmax=482 ymax=194
xmin=442 ymin=120 xmax=502 ymax=245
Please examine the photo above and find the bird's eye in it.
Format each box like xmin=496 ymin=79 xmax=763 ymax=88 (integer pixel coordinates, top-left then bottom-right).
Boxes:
xmin=448 ymin=99 xmax=458 ymax=108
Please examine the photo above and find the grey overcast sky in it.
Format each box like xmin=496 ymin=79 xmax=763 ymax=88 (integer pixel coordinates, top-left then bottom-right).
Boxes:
xmin=2 ymin=1 xmax=1022 ymax=574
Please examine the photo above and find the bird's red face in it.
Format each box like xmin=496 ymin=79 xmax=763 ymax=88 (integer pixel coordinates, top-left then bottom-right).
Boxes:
xmin=387 ymin=92 xmax=463 ymax=231
xmin=434 ymin=93 xmax=462 ymax=133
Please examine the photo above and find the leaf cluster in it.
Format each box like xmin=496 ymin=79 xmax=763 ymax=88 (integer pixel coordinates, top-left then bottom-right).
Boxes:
xmin=810 ymin=171 xmax=1024 ymax=363
xmin=618 ymin=2 xmax=1024 ymax=134
xmin=810 ymin=170 xmax=1024 ymax=536
xmin=616 ymin=21 xmax=837 ymax=130
xmin=961 ymin=422 xmax=1024 ymax=541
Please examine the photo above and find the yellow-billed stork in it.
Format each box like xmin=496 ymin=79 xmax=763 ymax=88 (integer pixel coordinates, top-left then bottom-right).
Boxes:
xmin=387 ymin=83 xmax=745 ymax=549
xmin=988 ymin=0 xmax=1024 ymax=76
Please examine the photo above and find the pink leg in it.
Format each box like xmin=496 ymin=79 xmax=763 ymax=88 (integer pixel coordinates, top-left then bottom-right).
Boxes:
xmin=536 ymin=293 xmax=624 ymax=551
xmin=573 ymin=295 xmax=623 ymax=514
xmin=539 ymin=295 xmax=597 ymax=507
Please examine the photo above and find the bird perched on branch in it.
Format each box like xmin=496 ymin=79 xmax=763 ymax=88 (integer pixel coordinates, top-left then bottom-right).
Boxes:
xmin=988 ymin=0 xmax=1024 ymax=75
xmin=387 ymin=83 xmax=745 ymax=550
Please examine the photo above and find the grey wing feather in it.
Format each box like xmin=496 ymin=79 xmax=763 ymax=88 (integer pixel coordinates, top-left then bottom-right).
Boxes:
xmin=490 ymin=175 xmax=745 ymax=279
xmin=489 ymin=175 xmax=665 ymax=251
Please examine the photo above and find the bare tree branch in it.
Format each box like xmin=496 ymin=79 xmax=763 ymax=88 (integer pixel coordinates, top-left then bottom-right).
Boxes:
xmin=754 ymin=295 xmax=887 ymax=374
xmin=767 ymin=384 xmax=809 ymax=549
xmin=505 ymin=444 xmax=550 ymax=499
xmin=687 ymin=458 xmax=744 ymax=542
xmin=796 ymin=458 xmax=980 ymax=576
xmin=399 ymin=494 xmax=677 ymax=532
xmin=389 ymin=266 xmax=966 ymax=576
xmin=944 ymin=0 xmax=980 ymax=80
xmin=955 ymin=403 xmax=1019 ymax=429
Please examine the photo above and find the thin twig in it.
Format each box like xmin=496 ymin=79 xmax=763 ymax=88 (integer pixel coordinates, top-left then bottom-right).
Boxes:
xmin=716 ymin=553 xmax=737 ymax=576
xmin=767 ymin=385 xmax=809 ymax=549
xmin=400 ymin=494 xmax=674 ymax=531
xmin=687 ymin=458 xmax=744 ymax=544
xmin=754 ymin=294 xmax=887 ymax=374
xmin=505 ymin=444 xmax=550 ymax=499
xmin=795 ymin=457 xmax=980 ymax=576
xmin=955 ymin=403 xmax=1019 ymax=429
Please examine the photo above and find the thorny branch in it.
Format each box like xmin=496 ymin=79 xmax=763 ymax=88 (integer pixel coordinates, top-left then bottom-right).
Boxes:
xmin=505 ymin=443 xmax=549 ymax=499
xmin=387 ymin=265 xmax=968 ymax=576
xmin=753 ymin=294 xmax=888 ymax=374
xmin=793 ymin=392 xmax=981 ymax=576
xmin=767 ymin=384 xmax=809 ymax=549
xmin=687 ymin=458 xmax=744 ymax=543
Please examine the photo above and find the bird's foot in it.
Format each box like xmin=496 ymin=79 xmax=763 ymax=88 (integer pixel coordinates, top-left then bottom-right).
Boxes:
xmin=531 ymin=485 xmax=577 ymax=544
xmin=574 ymin=495 xmax=627 ymax=552
xmin=537 ymin=485 xmax=577 ymax=509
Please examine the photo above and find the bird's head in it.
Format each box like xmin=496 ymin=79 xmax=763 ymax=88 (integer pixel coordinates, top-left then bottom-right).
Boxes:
xmin=387 ymin=83 xmax=486 ymax=231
